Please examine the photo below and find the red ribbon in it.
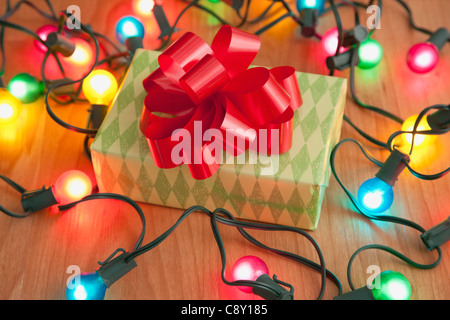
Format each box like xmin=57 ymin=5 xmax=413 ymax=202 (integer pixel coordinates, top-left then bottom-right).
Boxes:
xmin=140 ymin=25 xmax=302 ymax=180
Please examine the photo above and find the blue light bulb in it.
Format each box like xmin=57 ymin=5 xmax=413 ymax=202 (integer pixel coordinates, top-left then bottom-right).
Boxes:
xmin=357 ymin=177 xmax=394 ymax=214
xmin=66 ymin=272 xmax=107 ymax=300
xmin=115 ymin=16 xmax=145 ymax=45
xmin=296 ymin=0 xmax=325 ymax=15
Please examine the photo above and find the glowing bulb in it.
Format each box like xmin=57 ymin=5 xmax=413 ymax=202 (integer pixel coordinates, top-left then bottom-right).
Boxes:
xmin=82 ymin=70 xmax=118 ymax=105
xmin=115 ymin=16 xmax=145 ymax=45
xmin=231 ymin=256 xmax=269 ymax=293
xmin=321 ymin=28 xmax=347 ymax=56
xmin=35 ymin=25 xmax=58 ymax=52
xmin=296 ymin=0 xmax=325 ymax=15
xmin=0 ymin=89 xmax=22 ymax=124
xmin=8 ymin=73 xmax=43 ymax=104
xmin=133 ymin=0 xmax=155 ymax=17
xmin=66 ymin=272 xmax=107 ymax=300
xmin=357 ymin=38 xmax=383 ymax=69
xmin=406 ymin=42 xmax=439 ymax=74
xmin=371 ymin=271 xmax=411 ymax=300
xmin=400 ymin=114 xmax=436 ymax=148
xmin=53 ymin=170 xmax=92 ymax=205
xmin=64 ymin=38 xmax=93 ymax=66
xmin=357 ymin=177 xmax=394 ymax=214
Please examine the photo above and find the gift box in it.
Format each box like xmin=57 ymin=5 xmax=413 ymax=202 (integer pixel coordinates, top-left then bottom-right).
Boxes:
xmin=91 ymin=40 xmax=346 ymax=230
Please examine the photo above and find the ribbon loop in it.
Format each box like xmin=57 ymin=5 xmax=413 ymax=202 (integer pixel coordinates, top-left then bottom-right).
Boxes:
xmin=140 ymin=25 xmax=303 ymax=180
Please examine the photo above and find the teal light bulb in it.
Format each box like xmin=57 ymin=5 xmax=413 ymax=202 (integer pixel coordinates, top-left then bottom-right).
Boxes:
xmin=66 ymin=272 xmax=107 ymax=300
xmin=371 ymin=271 xmax=411 ymax=300
xmin=357 ymin=177 xmax=394 ymax=214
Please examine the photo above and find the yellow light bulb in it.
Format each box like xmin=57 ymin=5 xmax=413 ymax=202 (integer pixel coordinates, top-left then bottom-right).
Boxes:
xmin=0 ymin=88 xmax=22 ymax=124
xmin=82 ymin=70 xmax=118 ymax=105
xmin=400 ymin=114 xmax=436 ymax=148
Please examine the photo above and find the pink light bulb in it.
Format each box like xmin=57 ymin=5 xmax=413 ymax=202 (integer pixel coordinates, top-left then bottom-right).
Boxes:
xmin=231 ymin=256 xmax=269 ymax=293
xmin=35 ymin=25 xmax=59 ymax=53
xmin=321 ymin=28 xmax=346 ymax=56
xmin=406 ymin=42 xmax=439 ymax=74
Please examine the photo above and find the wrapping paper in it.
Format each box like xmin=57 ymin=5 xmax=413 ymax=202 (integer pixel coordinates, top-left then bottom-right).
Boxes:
xmin=91 ymin=49 xmax=347 ymax=230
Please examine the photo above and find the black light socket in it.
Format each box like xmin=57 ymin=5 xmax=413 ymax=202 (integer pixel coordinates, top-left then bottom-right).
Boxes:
xmin=45 ymin=32 xmax=76 ymax=57
xmin=89 ymin=104 xmax=109 ymax=130
xmin=421 ymin=217 xmax=450 ymax=250
xmin=300 ymin=8 xmax=318 ymax=38
xmin=342 ymin=25 xmax=369 ymax=47
xmin=252 ymin=274 xmax=294 ymax=300
xmin=21 ymin=186 xmax=59 ymax=213
xmin=427 ymin=28 xmax=449 ymax=51
xmin=375 ymin=148 xmax=410 ymax=186
xmin=427 ymin=108 xmax=450 ymax=130
xmin=152 ymin=4 xmax=175 ymax=39
xmin=326 ymin=47 xmax=359 ymax=71
xmin=96 ymin=251 xmax=137 ymax=288
xmin=334 ymin=286 xmax=375 ymax=300
xmin=125 ymin=36 xmax=144 ymax=54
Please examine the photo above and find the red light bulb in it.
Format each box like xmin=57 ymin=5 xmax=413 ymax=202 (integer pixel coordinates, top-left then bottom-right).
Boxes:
xmin=53 ymin=170 xmax=92 ymax=204
xmin=35 ymin=25 xmax=59 ymax=53
xmin=406 ymin=42 xmax=439 ymax=74
xmin=231 ymin=256 xmax=269 ymax=293
xmin=321 ymin=28 xmax=346 ymax=57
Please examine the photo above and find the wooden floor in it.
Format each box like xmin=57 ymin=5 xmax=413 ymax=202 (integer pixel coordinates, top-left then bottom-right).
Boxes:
xmin=0 ymin=0 xmax=449 ymax=300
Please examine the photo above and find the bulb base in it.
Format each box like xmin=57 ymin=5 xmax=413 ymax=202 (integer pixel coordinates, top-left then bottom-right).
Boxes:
xmin=427 ymin=108 xmax=450 ymax=130
xmin=45 ymin=32 xmax=76 ymax=57
xmin=427 ymin=28 xmax=449 ymax=51
xmin=421 ymin=216 xmax=450 ymax=250
xmin=300 ymin=9 xmax=318 ymax=38
xmin=125 ymin=36 xmax=144 ymax=54
xmin=153 ymin=4 xmax=176 ymax=39
xmin=252 ymin=274 xmax=294 ymax=300
xmin=375 ymin=148 xmax=410 ymax=186
xmin=89 ymin=104 xmax=109 ymax=130
xmin=326 ymin=47 xmax=358 ymax=71
xmin=342 ymin=25 xmax=368 ymax=47
xmin=334 ymin=286 xmax=375 ymax=300
xmin=96 ymin=249 xmax=137 ymax=288
xmin=21 ymin=186 xmax=59 ymax=212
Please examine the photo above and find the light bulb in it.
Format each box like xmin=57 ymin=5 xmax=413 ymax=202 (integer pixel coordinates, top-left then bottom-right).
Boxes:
xmin=0 ymin=88 xmax=22 ymax=124
xmin=406 ymin=28 xmax=448 ymax=74
xmin=133 ymin=0 xmax=155 ymax=17
xmin=66 ymin=272 xmax=107 ymax=300
xmin=334 ymin=270 xmax=411 ymax=300
xmin=8 ymin=73 xmax=44 ymax=104
xmin=231 ymin=255 xmax=269 ymax=293
xmin=321 ymin=28 xmax=347 ymax=56
xmin=357 ymin=177 xmax=394 ymax=214
xmin=357 ymin=38 xmax=383 ymax=69
xmin=53 ymin=170 xmax=92 ymax=205
xmin=64 ymin=38 xmax=93 ymax=66
xmin=406 ymin=43 xmax=439 ymax=74
xmin=115 ymin=16 xmax=145 ymax=45
xmin=371 ymin=271 xmax=411 ymax=300
xmin=296 ymin=0 xmax=325 ymax=15
xmin=35 ymin=25 xmax=59 ymax=53
xmin=82 ymin=70 xmax=118 ymax=106
xmin=400 ymin=114 xmax=436 ymax=148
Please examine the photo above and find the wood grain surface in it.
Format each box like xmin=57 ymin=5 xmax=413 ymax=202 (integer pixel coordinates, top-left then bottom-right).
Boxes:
xmin=0 ymin=0 xmax=448 ymax=300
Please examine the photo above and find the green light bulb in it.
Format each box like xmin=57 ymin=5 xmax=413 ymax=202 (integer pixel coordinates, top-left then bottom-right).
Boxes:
xmin=8 ymin=73 xmax=44 ymax=104
xmin=371 ymin=271 xmax=411 ymax=300
xmin=357 ymin=38 xmax=383 ymax=69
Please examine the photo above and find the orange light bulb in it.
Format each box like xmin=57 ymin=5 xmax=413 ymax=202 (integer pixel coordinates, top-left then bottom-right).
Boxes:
xmin=400 ymin=114 xmax=436 ymax=148
xmin=53 ymin=170 xmax=92 ymax=204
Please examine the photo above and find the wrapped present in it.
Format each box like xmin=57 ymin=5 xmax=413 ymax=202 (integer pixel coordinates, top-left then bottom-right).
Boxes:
xmin=91 ymin=26 xmax=347 ymax=230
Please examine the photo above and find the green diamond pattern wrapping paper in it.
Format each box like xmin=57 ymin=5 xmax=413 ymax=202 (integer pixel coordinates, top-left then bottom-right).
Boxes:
xmin=91 ymin=49 xmax=347 ymax=230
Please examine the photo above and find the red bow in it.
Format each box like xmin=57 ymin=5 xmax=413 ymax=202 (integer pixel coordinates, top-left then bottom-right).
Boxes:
xmin=140 ymin=25 xmax=302 ymax=180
